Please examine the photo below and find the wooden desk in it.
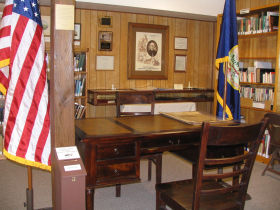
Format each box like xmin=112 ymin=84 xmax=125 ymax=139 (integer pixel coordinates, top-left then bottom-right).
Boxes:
xmin=75 ymin=115 xmax=202 ymax=210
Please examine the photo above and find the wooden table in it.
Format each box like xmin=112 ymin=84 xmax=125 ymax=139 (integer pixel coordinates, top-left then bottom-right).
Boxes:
xmin=75 ymin=115 xmax=204 ymax=210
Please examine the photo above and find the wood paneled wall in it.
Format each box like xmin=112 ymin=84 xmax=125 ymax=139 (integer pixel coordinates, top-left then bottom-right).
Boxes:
xmin=73 ymin=9 xmax=216 ymax=116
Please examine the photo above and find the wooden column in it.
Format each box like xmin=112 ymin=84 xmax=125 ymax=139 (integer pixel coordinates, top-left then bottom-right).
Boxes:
xmin=50 ymin=0 xmax=75 ymax=209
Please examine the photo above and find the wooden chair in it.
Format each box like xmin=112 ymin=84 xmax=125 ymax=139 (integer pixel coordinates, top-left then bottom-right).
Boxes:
xmin=156 ymin=119 xmax=268 ymax=210
xmin=115 ymin=91 xmax=162 ymax=196
xmin=262 ymin=112 xmax=280 ymax=176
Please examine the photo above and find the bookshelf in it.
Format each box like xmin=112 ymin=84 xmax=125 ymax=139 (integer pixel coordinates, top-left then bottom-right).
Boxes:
xmin=74 ymin=49 xmax=88 ymax=119
xmin=215 ymin=3 xmax=280 ymax=163
xmin=215 ymin=3 xmax=280 ymax=122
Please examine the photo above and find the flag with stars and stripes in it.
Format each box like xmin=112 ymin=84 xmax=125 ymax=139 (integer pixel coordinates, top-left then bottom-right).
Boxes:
xmin=0 ymin=0 xmax=51 ymax=171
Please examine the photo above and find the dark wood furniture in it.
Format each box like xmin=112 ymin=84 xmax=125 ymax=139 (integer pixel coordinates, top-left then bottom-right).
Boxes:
xmin=115 ymin=91 xmax=159 ymax=196
xmin=75 ymin=115 xmax=203 ymax=210
xmin=155 ymin=119 xmax=268 ymax=210
xmin=262 ymin=112 xmax=280 ymax=176
xmin=87 ymin=88 xmax=214 ymax=106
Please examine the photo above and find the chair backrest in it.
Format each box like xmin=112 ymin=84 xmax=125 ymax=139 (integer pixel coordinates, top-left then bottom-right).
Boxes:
xmin=264 ymin=112 xmax=280 ymax=146
xmin=116 ymin=91 xmax=155 ymax=117
xmin=193 ymin=119 xmax=268 ymax=210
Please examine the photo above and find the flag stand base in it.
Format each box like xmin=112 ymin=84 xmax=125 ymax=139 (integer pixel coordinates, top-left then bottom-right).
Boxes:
xmin=24 ymin=188 xmax=33 ymax=210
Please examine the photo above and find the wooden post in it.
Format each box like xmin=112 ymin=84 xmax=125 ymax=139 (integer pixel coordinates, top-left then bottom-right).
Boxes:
xmin=50 ymin=0 xmax=75 ymax=209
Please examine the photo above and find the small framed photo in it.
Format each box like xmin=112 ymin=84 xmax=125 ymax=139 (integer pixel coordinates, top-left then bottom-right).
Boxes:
xmin=74 ymin=23 xmax=81 ymax=41
xmin=174 ymin=55 xmax=187 ymax=72
xmin=174 ymin=37 xmax=188 ymax=50
xmin=98 ymin=31 xmax=113 ymax=51
xmin=99 ymin=16 xmax=113 ymax=27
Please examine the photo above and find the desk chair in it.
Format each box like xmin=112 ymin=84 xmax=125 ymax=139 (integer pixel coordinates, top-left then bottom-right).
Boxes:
xmin=262 ymin=112 xmax=280 ymax=176
xmin=156 ymin=119 xmax=267 ymax=210
xmin=115 ymin=91 xmax=162 ymax=196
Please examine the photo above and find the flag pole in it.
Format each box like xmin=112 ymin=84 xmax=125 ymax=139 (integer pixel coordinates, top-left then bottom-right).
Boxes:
xmin=223 ymin=62 xmax=228 ymax=120
xmin=25 ymin=166 xmax=33 ymax=210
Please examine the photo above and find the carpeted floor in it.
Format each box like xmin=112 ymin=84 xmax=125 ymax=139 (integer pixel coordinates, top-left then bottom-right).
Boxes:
xmin=0 ymin=152 xmax=280 ymax=210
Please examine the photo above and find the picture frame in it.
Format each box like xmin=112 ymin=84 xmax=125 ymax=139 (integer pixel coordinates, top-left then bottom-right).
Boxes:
xmin=174 ymin=55 xmax=187 ymax=72
xmin=98 ymin=31 xmax=113 ymax=51
xmin=98 ymin=16 xmax=113 ymax=27
xmin=174 ymin=37 xmax=188 ymax=50
xmin=74 ymin=23 xmax=81 ymax=41
xmin=96 ymin=56 xmax=114 ymax=71
xmin=127 ymin=23 xmax=169 ymax=80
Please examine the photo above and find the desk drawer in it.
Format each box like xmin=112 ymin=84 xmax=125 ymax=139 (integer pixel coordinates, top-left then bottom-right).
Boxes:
xmin=96 ymin=162 xmax=137 ymax=180
xmin=96 ymin=143 xmax=136 ymax=160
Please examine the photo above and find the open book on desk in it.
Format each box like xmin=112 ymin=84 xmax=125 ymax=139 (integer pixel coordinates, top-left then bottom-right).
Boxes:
xmin=160 ymin=111 xmax=230 ymax=125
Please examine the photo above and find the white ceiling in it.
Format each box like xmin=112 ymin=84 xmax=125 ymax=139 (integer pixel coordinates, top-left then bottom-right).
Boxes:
xmin=77 ymin=0 xmax=226 ymax=17
xmin=37 ymin=0 xmax=226 ymax=21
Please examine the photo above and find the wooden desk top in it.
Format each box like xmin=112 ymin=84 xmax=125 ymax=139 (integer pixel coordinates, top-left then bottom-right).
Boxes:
xmin=75 ymin=115 xmax=200 ymax=141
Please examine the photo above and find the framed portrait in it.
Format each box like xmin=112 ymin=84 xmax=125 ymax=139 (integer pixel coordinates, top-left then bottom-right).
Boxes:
xmin=174 ymin=55 xmax=187 ymax=72
xmin=174 ymin=37 xmax=188 ymax=50
xmin=127 ymin=23 xmax=169 ymax=80
xmin=74 ymin=23 xmax=81 ymax=41
xmin=98 ymin=31 xmax=113 ymax=51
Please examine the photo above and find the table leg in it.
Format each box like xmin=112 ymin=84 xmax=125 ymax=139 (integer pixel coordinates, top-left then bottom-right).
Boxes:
xmin=86 ymin=187 xmax=95 ymax=210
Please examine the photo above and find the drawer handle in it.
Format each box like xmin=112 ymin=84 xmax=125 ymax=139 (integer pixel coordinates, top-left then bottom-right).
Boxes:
xmin=114 ymin=169 xmax=119 ymax=175
xmin=114 ymin=148 xmax=119 ymax=154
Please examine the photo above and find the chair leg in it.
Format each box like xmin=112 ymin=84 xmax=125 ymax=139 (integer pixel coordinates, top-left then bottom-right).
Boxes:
xmin=262 ymin=151 xmax=275 ymax=176
xmin=156 ymin=190 xmax=166 ymax=210
xmin=116 ymin=184 xmax=121 ymax=197
xmin=148 ymin=158 xmax=152 ymax=181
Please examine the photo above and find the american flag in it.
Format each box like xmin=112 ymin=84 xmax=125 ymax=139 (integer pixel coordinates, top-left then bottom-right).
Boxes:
xmin=0 ymin=0 xmax=51 ymax=170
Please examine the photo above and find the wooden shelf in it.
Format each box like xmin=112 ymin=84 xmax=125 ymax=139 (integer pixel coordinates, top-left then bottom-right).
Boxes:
xmin=239 ymin=31 xmax=278 ymax=38
xmin=240 ymin=82 xmax=275 ymax=87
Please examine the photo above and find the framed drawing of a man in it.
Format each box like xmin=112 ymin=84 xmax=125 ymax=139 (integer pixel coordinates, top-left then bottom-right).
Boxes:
xmin=127 ymin=23 xmax=169 ymax=79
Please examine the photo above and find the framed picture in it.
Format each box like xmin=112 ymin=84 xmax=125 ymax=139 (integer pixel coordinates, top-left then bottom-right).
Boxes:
xmin=174 ymin=55 xmax=187 ymax=72
xmin=41 ymin=16 xmax=51 ymax=37
xmin=98 ymin=16 xmax=112 ymax=27
xmin=174 ymin=37 xmax=188 ymax=50
xmin=74 ymin=23 xmax=81 ymax=41
xmin=98 ymin=31 xmax=113 ymax=51
xmin=96 ymin=56 xmax=114 ymax=71
xmin=127 ymin=23 xmax=169 ymax=80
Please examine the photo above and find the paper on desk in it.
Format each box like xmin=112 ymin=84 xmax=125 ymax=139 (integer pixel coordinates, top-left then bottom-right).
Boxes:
xmin=56 ymin=146 xmax=80 ymax=160
xmin=160 ymin=111 xmax=224 ymax=125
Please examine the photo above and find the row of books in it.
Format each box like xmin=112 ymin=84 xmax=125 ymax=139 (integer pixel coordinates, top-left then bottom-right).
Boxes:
xmin=74 ymin=53 xmax=86 ymax=72
xmin=74 ymin=103 xmax=86 ymax=119
xmin=237 ymin=11 xmax=278 ymax=35
xmin=74 ymin=75 xmax=86 ymax=96
xmin=240 ymin=68 xmax=275 ymax=84
xmin=240 ymin=86 xmax=274 ymax=103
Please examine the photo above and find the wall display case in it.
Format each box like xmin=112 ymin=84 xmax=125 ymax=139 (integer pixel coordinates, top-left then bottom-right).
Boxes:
xmin=87 ymin=88 xmax=214 ymax=106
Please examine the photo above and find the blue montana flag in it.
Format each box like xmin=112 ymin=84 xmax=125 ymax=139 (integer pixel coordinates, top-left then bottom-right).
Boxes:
xmin=216 ymin=0 xmax=240 ymax=121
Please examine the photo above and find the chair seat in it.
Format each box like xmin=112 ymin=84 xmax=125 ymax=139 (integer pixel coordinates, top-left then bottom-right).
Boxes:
xmin=156 ymin=179 xmax=245 ymax=210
